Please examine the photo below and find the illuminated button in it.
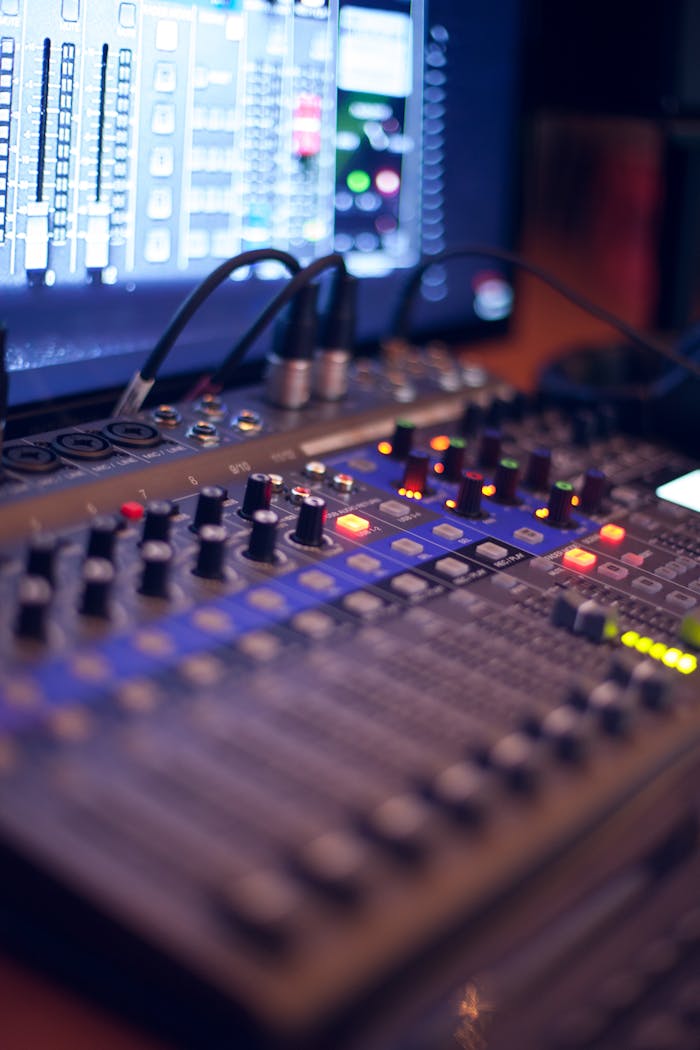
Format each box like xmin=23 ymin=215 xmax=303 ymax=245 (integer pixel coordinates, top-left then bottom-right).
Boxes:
xmin=391 ymin=537 xmax=423 ymax=557
xmin=297 ymin=569 xmax=335 ymax=593
xmin=378 ymin=500 xmax=411 ymax=519
xmin=631 ymin=577 xmax=663 ymax=595
xmin=597 ymin=562 xmax=629 ymax=581
xmin=513 ymin=526 xmax=544 ymax=545
xmin=600 ymin=523 xmax=626 ymax=544
xmin=120 ymin=500 xmax=144 ymax=521
xmin=622 ymin=551 xmax=644 ymax=568
xmin=434 ymin=556 xmax=469 ymax=579
xmin=335 ymin=513 xmax=370 ymax=538
xmin=155 ymin=18 xmax=178 ymax=50
xmin=391 ymin=573 xmax=428 ymax=597
xmin=432 ymin=522 xmax=464 ymax=541
xmin=346 ymin=553 xmax=381 ymax=574
xmin=562 ymin=548 xmax=597 ymax=572
xmin=475 ymin=541 xmax=508 ymax=562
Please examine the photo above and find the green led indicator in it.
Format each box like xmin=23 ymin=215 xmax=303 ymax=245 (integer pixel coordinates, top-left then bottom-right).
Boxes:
xmin=347 ymin=170 xmax=371 ymax=194
xmin=555 ymin=480 xmax=573 ymax=492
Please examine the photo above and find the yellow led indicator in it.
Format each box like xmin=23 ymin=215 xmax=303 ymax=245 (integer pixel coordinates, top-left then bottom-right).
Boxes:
xmin=662 ymin=648 xmax=681 ymax=669
xmin=649 ymin=642 xmax=668 ymax=661
xmin=678 ymin=654 xmax=697 ymax=675
xmin=430 ymin=435 xmax=451 ymax=452
xmin=482 ymin=484 xmax=496 ymax=497
xmin=600 ymin=523 xmax=626 ymax=544
xmin=445 ymin=499 xmax=457 ymax=509
xmin=535 ymin=507 xmax=550 ymax=519
xmin=434 ymin=462 xmax=445 ymax=475
xmin=635 ymin=636 xmax=653 ymax=654
xmin=335 ymin=513 xmax=371 ymax=538
xmin=621 ymin=630 xmax=639 ymax=648
xmin=619 ymin=632 xmax=695 ymax=675
xmin=377 ymin=441 xmax=392 ymax=455
xmin=571 ymin=495 xmax=580 ymax=507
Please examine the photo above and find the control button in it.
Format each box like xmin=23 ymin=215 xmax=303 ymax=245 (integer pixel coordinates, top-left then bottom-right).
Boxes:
xmin=475 ymin=541 xmax=508 ymax=562
xmin=239 ymin=472 xmax=272 ymax=521
xmin=294 ymin=830 xmax=368 ymax=901
xmin=244 ymin=509 xmax=279 ymax=564
xmin=193 ymin=524 xmax=228 ymax=580
xmin=631 ymin=577 xmax=662 ymax=595
xmin=621 ymin=551 xmax=644 ymax=568
xmin=86 ymin=515 xmax=119 ymax=561
xmin=298 ymin=569 xmax=335 ymax=593
xmin=576 ymin=599 xmax=618 ymax=642
xmin=530 ymin=557 xmax=554 ymax=573
xmin=597 ymin=561 xmax=629 ymax=581
xmin=247 ymin=588 xmax=286 ymax=612
xmin=562 ymin=547 xmax=597 ymax=572
xmin=542 ymin=707 xmax=588 ymax=762
xmin=513 ymin=526 xmax=543 ymax=545
xmin=390 ymin=573 xmax=428 ymax=597
xmin=346 ymin=553 xmax=381 ymax=574
xmin=378 ymin=499 xmax=411 ymax=519
xmin=292 ymin=496 xmax=327 ymax=547
xmin=552 ymin=589 xmax=586 ymax=632
xmin=119 ymin=1 xmax=136 ymax=28
xmin=490 ymin=733 xmax=539 ymax=793
xmin=216 ymin=867 xmax=301 ymax=950
xmin=120 ymin=501 xmax=144 ymax=522
xmin=524 ymin=447 xmax=551 ymax=491
xmin=291 ymin=610 xmax=336 ymax=638
xmin=399 ymin=450 xmax=429 ymax=496
xmin=599 ymin=523 xmax=626 ymax=544
xmin=666 ymin=590 xmax=696 ymax=611
xmin=155 ymin=18 xmax=178 ymax=51
xmin=391 ymin=537 xmax=424 ymax=557
xmin=432 ymin=522 xmax=464 ymax=541
xmin=546 ymin=480 xmax=574 ymax=527
xmin=14 ymin=576 xmax=52 ymax=641
xmin=26 ymin=535 xmax=58 ymax=585
xmin=79 ymin=558 xmax=114 ymax=619
xmin=138 ymin=541 xmax=172 ymax=599
xmin=141 ymin=500 xmax=173 ymax=544
xmin=434 ymin=556 xmax=470 ymax=579
xmin=588 ymin=681 xmax=632 ymax=735
xmin=428 ymin=762 xmax=487 ymax=823
xmin=343 ymin=591 xmax=385 ymax=617
xmin=362 ymin=794 xmax=432 ymax=860
xmin=491 ymin=572 xmax=518 ymax=591
xmin=192 ymin=485 xmax=227 ymax=532
xmin=579 ymin=468 xmax=607 ymax=513
xmin=335 ymin=513 xmax=370 ymax=538
xmin=631 ymin=661 xmax=672 ymax=711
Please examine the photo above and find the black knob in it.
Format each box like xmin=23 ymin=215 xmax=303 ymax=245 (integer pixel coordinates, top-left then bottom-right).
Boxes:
xmin=292 ymin=496 xmax=327 ymax=547
xmin=14 ymin=576 xmax=52 ymax=641
xmin=478 ymin=428 xmax=502 ymax=469
xmin=26 ymin=535 xmax=58 ymax=586
xmin=486 ymin=397 xmax=509 ymax=428
xmin=579 ymin=468 xmax=606 ymax=513
xmin=79 ymin=558 xmax=114 ymax=619
xmin=141 ymin=500 xmax=173 ymax=544
xmin=86 ymin=515 xmax=119 ymax=561
xmin=459 ymin=401 xmax=485 ymax=437
xmin=194 ymin=524 xmax=228 ymax=579
xmin=192 ymin=485 xmax=226 ymax=532
xmin=401 ymin=450 xmax=429 ymax=496
xmin=547 ymin=480 xmax=574 ymax=527
xmin=245 ymin=509 xmax=279 ymax=563
xmin=138 ymin=541 xmax=173 ymax=598
xmin=571 ymin=411 xmax=596 ymax=447
xmin=390 ymin=419 xmax=415 ymax=460
xmin=493 ymin=457 xmax=520 ymax=504
xmin=240 ymin=473 xmax=272 ymax=520
xmin=524 ymin=447 xmax=551 ymax=491
xmin=454 ymin=471 xmax=484 ymax=517
xmin=439 ymin=438 xmax=466 ymax=482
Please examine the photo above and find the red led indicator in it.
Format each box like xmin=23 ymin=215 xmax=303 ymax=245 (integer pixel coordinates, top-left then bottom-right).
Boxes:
xmin=336 ymin=513 xmax=371 ymax=538
xmin=563 ymin=547 xmax=597 ymax=572
xmin=600 ymin=523 xmax=626 ymax=544
xmin=120 ymin=501 xmax=144 ymax=521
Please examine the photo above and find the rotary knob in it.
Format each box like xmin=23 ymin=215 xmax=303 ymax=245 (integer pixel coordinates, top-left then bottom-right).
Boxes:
xmin=459 ymin=401 xmax=485 ymax=437
xmin=547 ymin=480 xmax=575 ymax=527
xmin=141 ymin=500 xmax=173 ymax=544
xmin=138 ymin=541 xmax=173 ymax=598
xmin=478 ymin=428 xmax=502 ymax=469
xmin=579 ymin=468 xmax=606 ymax=513
xmin=86 ymin=515 xmax=119 ymax=561
xmin=292 ymin=496 xmax=327 ymax=547
xmin=26 ymin=534 xmax=58 ymax=586
xmin=439 ymin=438 xmax=466 ymax=482
xmin=79 ymin=558 xmax=114 ymax=619
xmin=390 ymin=419 xmax=415 ymax=460
xmin=194 ymin=525 xmax=228 ymax=580
xmin=400 ymin=450 xmax=430 ymax=496
xmin=493 ymin=457 xmax=520 ymax=504
xmin=240 ymin=472 xmax=272 ymax=520
xmin=14 ymin=576 xmax=52 ymax=641
xmin=454 ymin=471 xmax=484 ymax=517
xmin=192 ymin=485 xmax=227 ymax=532
xmin=245 ymin=509 xmax=279 ymax=564
xmin=524 ymin=447 xmax=551 ymax=491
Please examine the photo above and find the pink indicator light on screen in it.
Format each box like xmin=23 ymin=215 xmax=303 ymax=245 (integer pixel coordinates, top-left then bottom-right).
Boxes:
xmin=375 ymin=169 xmax=401 ymax=196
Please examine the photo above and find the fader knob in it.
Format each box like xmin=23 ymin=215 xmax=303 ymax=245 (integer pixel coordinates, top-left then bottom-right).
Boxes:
xmin=26 ymin=535 xmax=58 ymax=586
xmin=454 ymin=471 xmax=484 ymax=517
xmin=245 ymin=509 xmax=279 ymax=563
xmin=439 ymin=438 xmax=466 ymax=481
xmin=79 ymin=558 xmax=114 ymax=619
xmin=292 ymin=496 xmax=327 ymax=547
xmin=401 ymin=450 xmax=429 ymax=496
xmin=524 ymin=447 xmax=551 ymax=491
xmin=547 ymin=480 xmax=574 ymax=527
xmin=493 ymin=457 xmax=520 ymax=504
xmin=579 ymin=468 xmax=606 ymax=513
xmin=86 ymin=515 xmax=119 ymax=561
xmin=138 ymin=541 xmax=173 ymax=598
xmin=141 ymin=500 xmax=173 ymax=543
xmin=240 ymin=473 xmax=272 ymax=520
xmin=192 ymin=485 xmax=226 ymax=531
xmin=194 ymin=525 xmax=228 ymax=580
xmin=14 ymin=576 xmax=52 ymax=641
xmin=478 ymin=428 xmax=502 ymax=469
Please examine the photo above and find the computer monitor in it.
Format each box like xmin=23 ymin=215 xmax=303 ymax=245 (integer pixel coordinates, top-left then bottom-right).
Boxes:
xmin=1 ymin=0 xmax=523 ymax=412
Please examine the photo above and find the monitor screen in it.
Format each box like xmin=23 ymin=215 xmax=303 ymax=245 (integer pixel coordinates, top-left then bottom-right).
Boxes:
xmin=0 ymin=0 xmax=523 ymax=411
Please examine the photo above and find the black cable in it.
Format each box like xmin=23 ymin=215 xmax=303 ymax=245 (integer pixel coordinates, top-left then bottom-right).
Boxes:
xmin=190 ymin=252 xmax=347 ymax=398
xmin=392 ymin=244 xmax=700 ymax=381
xmin=113 ymin=248 xmax=301 ymax=416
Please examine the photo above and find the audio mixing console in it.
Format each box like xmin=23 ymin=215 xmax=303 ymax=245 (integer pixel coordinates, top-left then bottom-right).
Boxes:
xmin=0 ymin=352 xmax=699 ymax=1049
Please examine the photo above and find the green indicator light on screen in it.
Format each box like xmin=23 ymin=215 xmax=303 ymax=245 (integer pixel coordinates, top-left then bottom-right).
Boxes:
xmin=347 ymin=170 xmax=371 ymax=194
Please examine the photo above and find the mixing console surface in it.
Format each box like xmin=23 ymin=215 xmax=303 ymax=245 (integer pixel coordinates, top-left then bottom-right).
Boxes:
xmin=0 ymin=358 xmax=699 ymax=1049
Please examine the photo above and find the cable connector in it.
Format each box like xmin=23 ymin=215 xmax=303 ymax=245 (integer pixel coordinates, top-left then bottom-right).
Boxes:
xmin=314 ymin=270 xmax=357 ymax=401
xmin=265 ymin=283 xmax=319 ymax=409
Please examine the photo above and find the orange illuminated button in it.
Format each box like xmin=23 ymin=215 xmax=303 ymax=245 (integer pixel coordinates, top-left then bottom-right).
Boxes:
xmin=600 ymin=523 xmax=626 ymax=544
xmin=335 ymin=513 xmax=371 ymax=538
xmin=120 ymin=501 xmax=144 ymax=521
xmin=562 ymin=547 xmax=597 ymax=572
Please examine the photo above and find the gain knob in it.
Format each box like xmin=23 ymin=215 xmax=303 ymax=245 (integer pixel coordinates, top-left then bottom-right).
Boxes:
xmin=389 ymin=419 xmax=415 ymax=460
xmin=524 ymin=447 xmax=551 ymax=491
xmin=245 ymin=509 xmax=279 ymax=564
xmin=192 ymin=485 xmax=227 ymax=532
xmin=240 ymin=473 xmax=272 ymax=520
xmin=579 ymin=468 xmax=606 ymax=513
xmin=79 ymin=558 xmax=114 ymax=619
xmin=86 ymin=515 xmax=119 ymax=561
xmin=194 ymin=524 xmax=228 ymax=580
xmin=438 ymin=437 xmax=466 ymax=482
xmin=453 ymin=471 xmax=484 ymax=518
xmin=141 ymin=500 xmax=173 ymax=544
xmin=292 ymin=496 xmax=327 ymax=547
xmin=493 ymin=457 xmax=520 ymax=504
xmin=14 ymin=576 xmax=52 ymax=641
xmin=400 ymin=450 xmax=430 ymax=496
xmin=546 ymin=480 xmax=575 ymax=527
xmin=138 ymin=541 xmax=173 ymax=598
xmin=459 ymin=401 xmax=485 ymax=437
xmin=478 ymin=428 xmax=502 ymax=469
xmin=26 ymin=534 xmax=58 ymax=586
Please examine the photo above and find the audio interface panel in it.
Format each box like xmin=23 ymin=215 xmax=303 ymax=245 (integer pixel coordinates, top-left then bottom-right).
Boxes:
xmin=0 ymin=357 xmax=699 ymax=1049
